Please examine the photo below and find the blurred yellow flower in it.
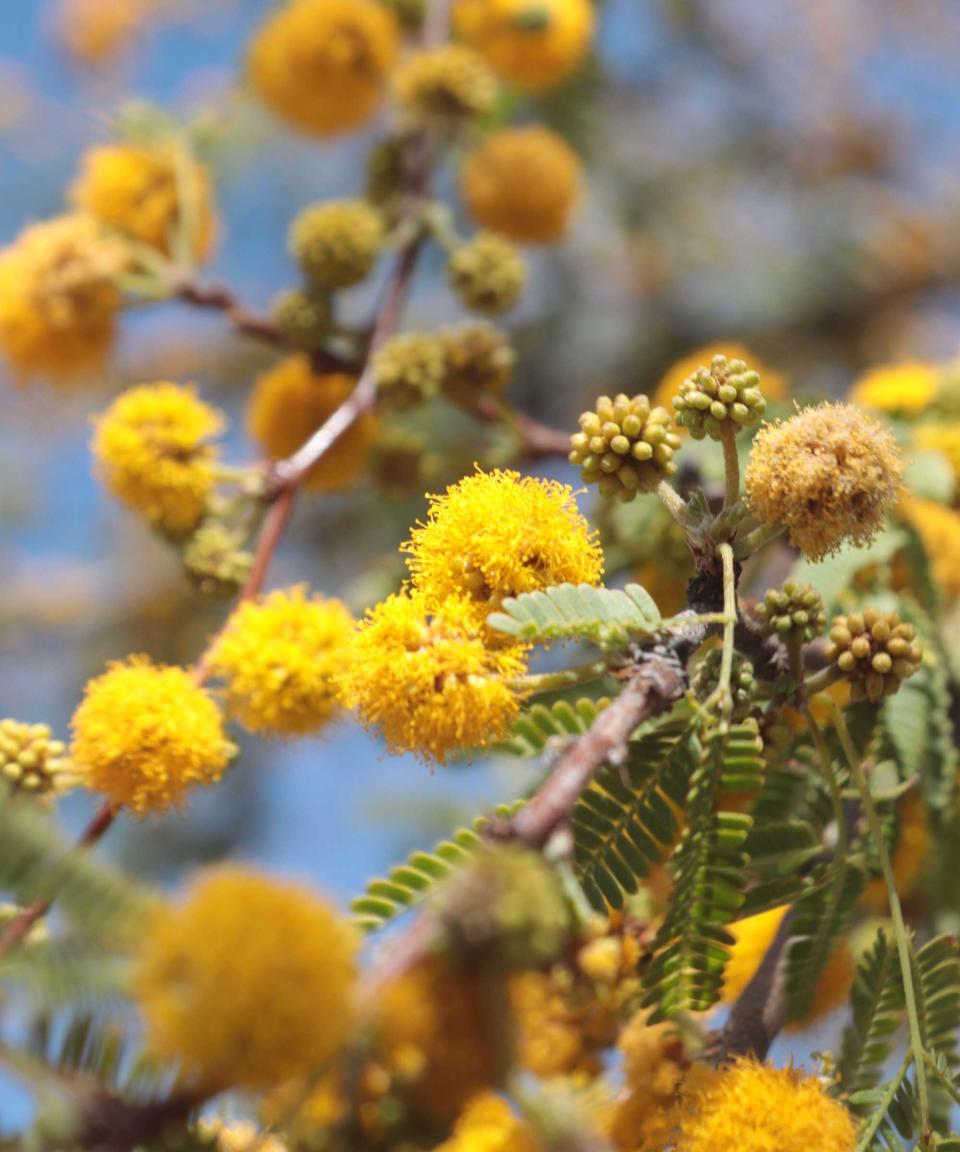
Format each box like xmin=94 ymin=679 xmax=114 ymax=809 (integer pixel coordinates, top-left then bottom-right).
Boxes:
xmin=913 ymin=422 xmax=960 ymax=495
xmin=71 ymin=657 xmax=233 ymax=817
xmin=454 ymin=0 xmax=595 ymax=93
xmin=135 ymin=866 xmax=357 ymax=1089
xmin=249 ymin=0 xmax=400 ymax=138
xmin=435 ymin=1093 xmax=539 ymax=1152
xmin=55 ymin=0 xmax=148 ymax=69
xmin=850 ymin=361 xmax=938 ymax=416
xmin=212 ymin=586 xmax=353 ymax=737
xmin=900 ymin=496 xmax=960 ymax=599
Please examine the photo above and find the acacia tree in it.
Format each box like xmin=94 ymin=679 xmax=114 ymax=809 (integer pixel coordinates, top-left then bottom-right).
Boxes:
xmin=1 ymin=2 xmax=960 ymax=1151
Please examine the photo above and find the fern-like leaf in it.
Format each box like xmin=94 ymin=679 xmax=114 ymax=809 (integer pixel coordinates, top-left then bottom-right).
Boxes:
xmin=351 ymin=801 xmax=524 ymax=932
xmin=641 ymin=721 xmax=763 ymax=1020
xmin=497 ymin=697 xmax=609 ymax=758
xmin=487 ymin=583 xmax=660 ymax=649
xmin=838 ymin=928 xmax=905 ymax=1098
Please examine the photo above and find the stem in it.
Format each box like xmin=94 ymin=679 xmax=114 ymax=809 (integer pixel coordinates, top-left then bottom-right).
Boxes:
xmin=720 ymin=424 xmax=741 ymax=510
xmin=830 ymin=699 xmax=931 ymax=1134
xmin=806 ymin=708 xmax=848 ymax=864
xmin=855 ymin=1052 xmax=913 ymax=1152
xmin=711 ymin=542 xmax=738 ymax=722
xmin=802 ymin=664 xmax=843 ymax=697
xmin=785 ymin=631 xmax=804 ymax=687
xmin=733 ymin=521 xmax=786 ymax=560
xmin=511 ymin=658 xmax=612 ymax=696
xmin=656 ymin=480 xmax=695 ymax=529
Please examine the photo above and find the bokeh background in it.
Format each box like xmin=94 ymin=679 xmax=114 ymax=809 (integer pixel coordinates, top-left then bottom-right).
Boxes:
xmin=5 ymin=0 xmax=960 ymax=1129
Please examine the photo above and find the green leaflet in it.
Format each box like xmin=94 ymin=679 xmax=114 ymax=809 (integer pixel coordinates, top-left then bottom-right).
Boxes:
xmin=486 ymin=582 xmax=660 ymax=649
xmin=838 ymin=928 xmax=905 ymax=1098
xmin=640 ymin=721 xmax=764 ymax=1020
xmin=351 ymin=800 xmax=524 ymax=933
xmin=497 ymin=696 xmax=609 ymax=757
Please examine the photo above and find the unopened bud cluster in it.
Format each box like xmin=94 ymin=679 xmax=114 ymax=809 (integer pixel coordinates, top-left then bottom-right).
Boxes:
xmin=691 ymin=650 xmax=756 ymax=721
xmin=0 ymin=720 xmax=73 ymax=797
xmin=448 ymin=232 xmax=526 ymax=316
xmin=673 ymin=354 xmax=766 ymax=440
xmin=757 ymin=583 xmax=826 ymax=643
xmin=825 ymin=609 xmax=922 ymax=703
xmin=272 ymin=289 xmax=332 ymax=352
xmin=184 ymin=523 xmax=254 ymax=598
xmin=375 ymin=325 xmax=514 ymax=411
xmin=289 ymin=200 xmax=385 ymax=290
xmin=374 ymin=332 xmax=448 ymax=410
xmin=569 ymin=394 xmax=681 ymax=501
xmin=394 ymin=45 xmax=498 ymax=128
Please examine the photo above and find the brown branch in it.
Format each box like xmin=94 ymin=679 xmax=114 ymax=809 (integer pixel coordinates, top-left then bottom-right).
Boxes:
xmin=0 ymin=800 xmax=116 ymax=960
xmin=77 ymin=1089 xmax=201 ymax=1152
xmin=473 ymin=397 xmax=572 ymax=462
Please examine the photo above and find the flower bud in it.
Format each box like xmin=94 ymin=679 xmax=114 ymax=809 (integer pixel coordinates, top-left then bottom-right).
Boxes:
xmin=569 ymin=393 xmax=681 ymax=501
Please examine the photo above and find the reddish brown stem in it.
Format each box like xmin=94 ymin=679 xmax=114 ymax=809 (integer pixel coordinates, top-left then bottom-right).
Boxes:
xmin=0 ymin=801 xmax=116 ymax=960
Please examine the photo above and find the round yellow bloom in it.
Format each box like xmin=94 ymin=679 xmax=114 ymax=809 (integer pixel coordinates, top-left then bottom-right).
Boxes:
xmin=900 ymin=496 xmax=960 ymax=599
xmin=436 ymin=1094 xmax=539 ymax=1152
xmin=135 ymin=866 xmax=358 ymax=1090
xmin=722 ymin=907 xmax=854 ymax=1027
xmin=454 ymin=0 xmax=595 ymax=93
xmin=71 ymin=657 xmax=233 ymax=817
xmin=70 ymin=142 xmax=216 ymax=263
xmin=55 ymin=0 xmax=147 ymax=68
xmin=212 ymin=586 xmax=353 ymax=737
xmin=247 ymin=357 xmax=378 ymax=492
xmin=604 ymin=1013 xmax=689 ymax=1152
xmin=93 ymin=382 xmax=224 ymax=536
xmin=248 ymin=0 xmax=400 ymax=138
xmin=913 ymin=422 xmax=960 ymax=495
xmin=404 ymin=469 xmax=603 ymax=627
xmin=461 ymin=127 xmax=581 ymax=245
xmin=672 ymin=1059 xmax=856 ymax=1152
xmin=338 ymin=591 xmax=527 ymax=764
xmin=745 ymin=403 xmax=904 ymax=561
xmin=850 ymin=361 xmax=938 ymax=416
xmin=0 ymin=214 xmax=125 ymax=385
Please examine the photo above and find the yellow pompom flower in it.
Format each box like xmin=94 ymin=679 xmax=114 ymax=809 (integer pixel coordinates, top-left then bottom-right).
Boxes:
xmin=55 ymin=0 xmax=147 ymax=68
xmin=247 ymin=357 xmax=378 ymax=492
xmin=672 ymin=1059 xmax=856 ymax=1152
xmin=0 ymin=214 xmax=125 ymax=385
xmin=436 ymin=1094 xmax=539 ymax=1152
xmin=745 ymin=403 xmax=904 ymax=561
xmin=850 ymin=361 xmax=939 ymax=416
xmin=404 ymin=469 xmax=603 ymax=627
xmin=71 ymin=657 xmax=233 ymax=817
xmin=721 ymin=907 xmax=854 ymax=1027
xmin=653 ymin=342 xmax=788 ymax=431
xmin=70 ymin=142 xmax=216 ymax=263
xmin=92 ymin=382 xmax=224 ymax=536
xmin=454 ymin=0 xmax=595 ymax=93
xmin=338 ymin=591 xmax=527 ymax=764
xmin=604 ymin=1013 xmax=689 ymax=1152
xmin=211 ymin=586 xmax=353 ymax=737
xmin=913 ymin=423 xmax=960 ymax=495
xmin=461 ymin=127 xmax=581 ymax=245
xmin=248 ymin=0 xmax=400 ymax=138
xmin=135 ymin=866 xmax=358 ymax=1090
xmin=900 ymin=496 xmax=960 ymax=599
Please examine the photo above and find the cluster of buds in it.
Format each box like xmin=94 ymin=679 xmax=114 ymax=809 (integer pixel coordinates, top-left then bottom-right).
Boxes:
xmin=271 ymin=288 xmax=333 ymax=352
xmin=691 ymin=650 xmax=756 ymax=721
xmin=825 ymin=609 xmax=922 ymax=702
xmin=289 ymin=200 xmax=385 ymax=290
xmin=673 ymin=354 xmax=765 ymax=440
xmin=184 ymin=523 xmax=254 ymax=598
xmin=394 ymin=45 xmax=498 ymax=129
xmin=0 ymin=720 xmax=74 ymax=798
xmin=373 ymin=332 xmax=448 ymax=410
xmin=569 ymin=394 xmax=681 ymax=501
xmin=756 ymin=582 xmax=826 ymax=643
xmin=442 ymin=323 xmax=515 ymax=408
xmin=448 ymin=232 xmax=526 ymax=316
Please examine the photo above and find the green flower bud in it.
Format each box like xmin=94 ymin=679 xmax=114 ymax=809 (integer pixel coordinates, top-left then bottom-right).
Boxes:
xmin=0 ymin=719 xmax=74 ymax=798
xmin=183 ymin=523 xmax=254 ymax=598
xmin=673 ymin=354 xmax=766 ymax=440
xmin=272 ymin=288 xmax=332 ymax=352
xmin=756 ymin=582 xmax=826 ymax=643
xmin=570 ymin=393 xmax=681 ymax=501
xmin=448 ymin=232 xmax=526 ymax=316
xmin=824 ymin=608 xmax=922 ymax=703
xmin=289 ymin=200 xmax=385 ymax=290
xmin=374 ymin=332 xmax=447 ymax=411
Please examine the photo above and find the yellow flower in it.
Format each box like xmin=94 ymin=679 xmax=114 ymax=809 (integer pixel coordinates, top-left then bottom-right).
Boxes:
xmin=0 ymin=214 xmax=125 ymax=385
xmin=338 ymin=591 xmax=527 ymax=764
xmin=461 ymin=127 xmax=581 ymax=245
xmin=604 ymin=1013 xmax=689 ymax=1152
xmin=135 ymin=866 xmax=358 ymax=1090
xmin=510 ymin=968 xmax=615 ymax=1081
xmin=721 ymin=907 xmax=854 ymax=1027
xmin=653 ymin=342 xmax=788 ymax=437
xmin=70 ymin=142 xmax=216 ymax=263
xmin=375 ymin=954 xmax=502 ymax=1120
xmin=850 ymin=361 xmax=938 ymax=416
xmin=70 ymin=657 xmax=233 ymax=817
xmin=54 ymin=0 xmax=147 ymax=68
xmin=248 ymin=0 xmax=400 ymax=138
xmin=672 ymin=1058 xmax=856 ymax=1152
xmin=436 ymin=1094 xmax=539 ymax=1152
xmin=92 ymin=382 xmax=224 ymax=536
xmin=200 ymin=1121 xmax=288 ymax=1152
xmin=913 ymin=423 xmax=960 ymax=495
xmin=212 ymin=586 xmax=353 ymax=737
xmin=900 ymin=496 xmax=960 ymax=599
xmin=745 ymin=403 xmax=903 ymax=561
xmin=404 ymin=469 xmax=603 ymax=628
xmin=247 ymin=357 xmax=378 ymax=492
xmin=393 ymin=45 xmax=499 ymax=127
xmin=454 ymin=0 xmax=595 ymax=93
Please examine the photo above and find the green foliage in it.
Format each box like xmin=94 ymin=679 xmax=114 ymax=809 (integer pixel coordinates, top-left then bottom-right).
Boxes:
xmin=2 ymin=942 xmax=128 ymax=1009
xmin=641 ymin=721 xmax=763 ymax=1020
xmin=486 ymin=582 xmax=660 ymax=649
xmin=838 ymin=928 xmax=905 ymax=1097
xmin=0 ymin=793 xmax=152 ymax=939
xmin=571 ymin=727 xmax=690 ymax=910
xmin=790 ymin=530 xmax=906 ymax=614
xmin=350 ymin=801 xmax=524 ymax=932
xmin=497 ymin=696 xmax=609 ymax=757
